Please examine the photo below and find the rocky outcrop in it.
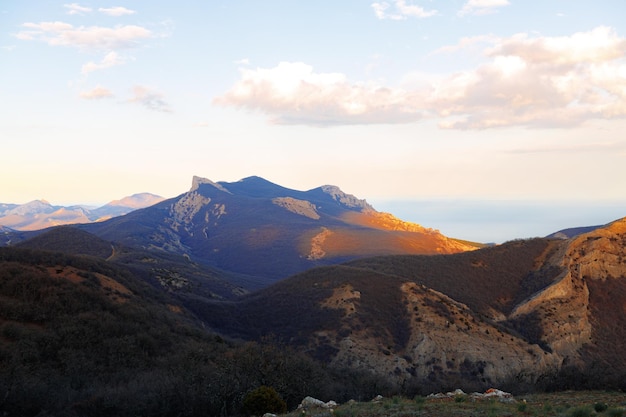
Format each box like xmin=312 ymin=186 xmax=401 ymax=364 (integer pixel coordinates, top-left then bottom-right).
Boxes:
xmin=272 ymin=197 xmax=320 ymax=219
xmin=327 ymin=281 xmax=560 ymax=388
xmin=319 ymin=185 xmax=374 ymax=212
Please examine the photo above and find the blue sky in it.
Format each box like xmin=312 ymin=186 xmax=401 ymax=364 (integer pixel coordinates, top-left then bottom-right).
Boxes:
xmin=2 ymin=1 xmax=625 ymax=241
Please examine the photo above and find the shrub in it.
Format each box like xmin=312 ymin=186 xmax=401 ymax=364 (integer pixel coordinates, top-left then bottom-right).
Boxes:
xmin=595 ymin=403 xmax=609 ymax=413
xmin=242 ymin=386 xmax=287 ymax=416
xmin=607 ymin=408 xmax=625 ymax=417
xmin=569 ymin=405 xmax=593 ymax=417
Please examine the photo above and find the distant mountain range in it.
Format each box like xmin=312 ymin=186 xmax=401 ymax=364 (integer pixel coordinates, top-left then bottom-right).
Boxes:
xmin=0 ymin=193 xmax=164 ymax=231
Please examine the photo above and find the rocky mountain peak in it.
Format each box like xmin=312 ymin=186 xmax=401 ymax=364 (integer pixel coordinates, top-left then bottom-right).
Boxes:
xmin=319 ymin=185 xmax=374 ymax=212
xmin=7 ymin=199 xmax=55 ymax=216
xmin=190 ymin=176 xmax=231 ymax=193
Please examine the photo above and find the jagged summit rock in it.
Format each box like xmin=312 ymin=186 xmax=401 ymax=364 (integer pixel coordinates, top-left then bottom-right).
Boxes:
xmin=190 ymin=176 xmax=231 ymax=193
xmin=317 ymin=184 xmax=374 ymax=212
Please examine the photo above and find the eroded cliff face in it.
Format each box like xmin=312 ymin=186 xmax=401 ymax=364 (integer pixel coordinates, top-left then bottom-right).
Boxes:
xmin=321 ymin=280 xmax=561 ymax=389
xmin=565 ymin=218 xmax=626 ymax=282
xmin=313 ymin=218 xmax=626 ymax=389
xmin=509 ymin=218 xmax=626 ymax=363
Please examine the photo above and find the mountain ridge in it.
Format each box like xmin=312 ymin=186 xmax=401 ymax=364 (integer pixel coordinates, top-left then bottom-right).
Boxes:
xmin=0 ymin=193 xmax=164 ymax=231
xmin=77 ymin=175 xmax=480 ymax=286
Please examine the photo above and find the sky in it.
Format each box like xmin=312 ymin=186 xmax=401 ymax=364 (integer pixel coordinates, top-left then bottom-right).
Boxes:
xmin=1 ymin=1 xmax=626 ymax=242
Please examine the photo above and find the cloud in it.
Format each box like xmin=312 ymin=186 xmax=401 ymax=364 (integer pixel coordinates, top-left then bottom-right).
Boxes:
xmin=64 ymin=3 xmax=92 ymax=15
xmin=216 ymin=27 xmax=626 ymax=129
xmin=458 ymin=0 xmax=510 ymax=16
xmin=371 ymin=0 xmax=437 ymax=20
xmin=486 ymin=26 xmax=626 ymax=65
xmin=432 ymin=26 xmax=626 ymax=129
xmin=81 ymin=51 xmax=126 ymax=74
xmin=98 ymin=7 xmax=136 ymax=17
xmin=16 ymin=21 xmax=152 ymax=51
xmin=214 ymin=62 xmax=426 ymax=126
xmin=79 ymin=86 xmax=114 ymax=99
xmin=127 ymin=86 xmax=172 ymax=112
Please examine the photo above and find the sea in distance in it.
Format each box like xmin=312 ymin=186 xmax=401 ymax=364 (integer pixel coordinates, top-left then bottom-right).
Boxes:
xmin=372 ymin=199 xmax=626 ymax=244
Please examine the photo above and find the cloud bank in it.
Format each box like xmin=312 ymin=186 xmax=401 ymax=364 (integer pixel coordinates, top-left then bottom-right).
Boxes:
xmin=215 ymin=27 xmax=626 ymax=129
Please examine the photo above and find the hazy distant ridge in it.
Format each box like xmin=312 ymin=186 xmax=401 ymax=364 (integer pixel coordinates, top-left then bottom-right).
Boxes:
xmin=0 ymin=193 xmax=164 ymax=231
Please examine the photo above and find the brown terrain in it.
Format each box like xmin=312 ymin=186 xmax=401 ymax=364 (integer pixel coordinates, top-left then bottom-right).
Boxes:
xmin=196 ymin=217 xmax=626 ymax=392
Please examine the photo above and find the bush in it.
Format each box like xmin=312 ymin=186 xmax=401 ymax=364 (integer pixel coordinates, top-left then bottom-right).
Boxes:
xmin=595 ymin=403 xmax=609 ymax=413
xmin=569 ymin=406 xmax=593 ymax=417
xmin=607 ymin=408 xmax=625 ymax=417
xmin=242 ymin=386 xmax=287 ymax=416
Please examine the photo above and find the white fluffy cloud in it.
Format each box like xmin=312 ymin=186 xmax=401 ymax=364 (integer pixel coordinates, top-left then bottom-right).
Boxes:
xmin=371 ymin=0 xmax=437 ymax=20
xmin=216 ymin=27 xmax=626 ymax=129
xmin=458 ymin=0 xmax=510 ymax=16
xmin=79 ymin=86 xmax=114 ymax=99
xmin=98 ymin=7 xmax=136 ymax=17
xmin=62 ymin=4 xmax=136 ymax=16
xmin=433 ymin=26 xmax=626 ymax=129
xmin=16 ymin=21 xmax=151 ymax=51
xmin=81 ymin=51 xmax=126 ymax=74
xmin=214 ymin=62 xmax=426 ymax=125
xmin=64 ymin=3 xmax=92 ymax=15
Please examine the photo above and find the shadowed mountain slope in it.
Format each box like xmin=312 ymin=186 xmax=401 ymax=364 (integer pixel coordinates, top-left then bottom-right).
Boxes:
xmin=15 ymin=225 xmax=249 ymax=300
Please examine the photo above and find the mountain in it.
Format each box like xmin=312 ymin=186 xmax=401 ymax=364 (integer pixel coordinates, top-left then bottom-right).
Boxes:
xmin=89 ymin=193 xmax=165 ymax=220
xmin=80 ymin=175 xmax=481 ymax=286
xmin=0 ymin=193 xmax=164 ymax=231
xmin=191 ymin=217 xmax=626 ymax=393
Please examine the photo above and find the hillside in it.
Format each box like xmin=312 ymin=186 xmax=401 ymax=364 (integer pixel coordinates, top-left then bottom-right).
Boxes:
xmin=79 ymin=175 xmax=480 ymax=287
xmin=193 ymin=218 xmax=626 ymax=393
xmin=15 ymin=226 xmax=250 ymax=300
xmin=0 ymin=247 xmax=385 ymax=416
